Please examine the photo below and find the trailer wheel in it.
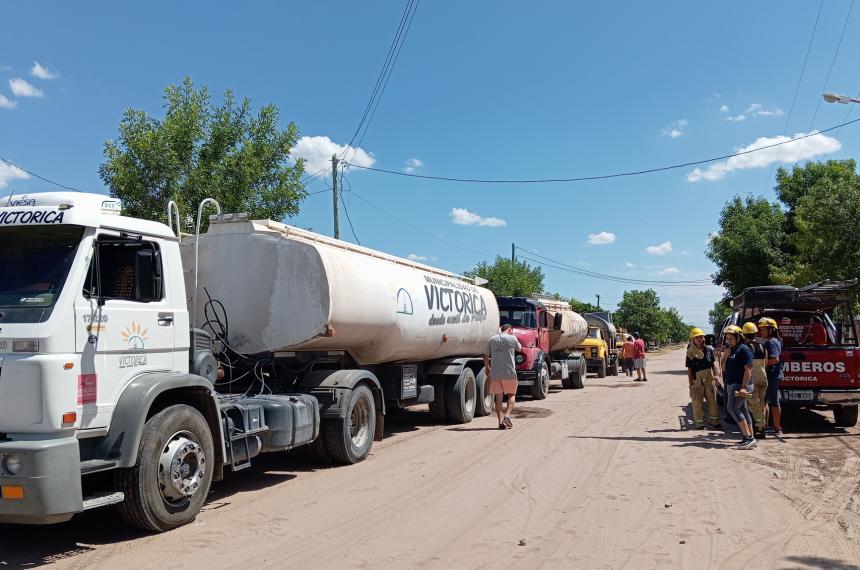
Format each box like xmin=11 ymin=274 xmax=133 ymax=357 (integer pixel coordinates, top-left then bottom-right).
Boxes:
xmin=116 ymin=404 xmax=214 ymax=532
xmin=570 ymin=360 xmax=585 ymax=389
xmin=597 ymin=359 xmax=607 ymax=378
xmin=323 ymin=385 xmax=376 ymax=464
xmin=475 ymin=368 xmax=494 ymax=417
xmin=446 ymin=368 xmax=476 ymax=424
xmin=428 ymin=376 xmax=448 ymax=421
xmin=834 ymin=404 xmax=859 ymax=427
xmin=530 ymin=360 xmax=550 ymax=400
xmin=610 ymin=360 xmax=619 ymax=377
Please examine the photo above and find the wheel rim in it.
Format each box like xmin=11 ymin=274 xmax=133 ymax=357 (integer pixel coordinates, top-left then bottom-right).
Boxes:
xmin=350 ymin=395 xmax=371 ymax=449
xmin=540 ymin=364 xmax=550 ymax=394
xmin=465 ymin=376 xmax=476 ymax=415
xmin=158 ymin=430 xmax=206 ymax=505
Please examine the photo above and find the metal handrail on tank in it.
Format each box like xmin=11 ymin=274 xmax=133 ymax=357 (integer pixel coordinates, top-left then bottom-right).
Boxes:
xmin=167 ymin=200 xmax=181 ymax=238
xmin=193 ymin=198 xmax=221 ymax=328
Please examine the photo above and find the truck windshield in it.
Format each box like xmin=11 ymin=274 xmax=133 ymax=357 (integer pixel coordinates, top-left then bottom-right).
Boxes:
xmin=500 ymin=309 xmax=536 ymax=328
xmin=587 ymin=328 xmax=601 ymax=339
xmin=0 ymin=226 xmax=84 ymax=318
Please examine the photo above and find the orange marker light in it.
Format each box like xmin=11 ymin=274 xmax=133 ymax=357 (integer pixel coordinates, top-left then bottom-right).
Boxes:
xmin=63 ymin=362 xmax=74 ymax=370
xmin=62 ymin=412 xmax=77 ymax=424
xmin=1 ymin=486 xmax=24 ymax=500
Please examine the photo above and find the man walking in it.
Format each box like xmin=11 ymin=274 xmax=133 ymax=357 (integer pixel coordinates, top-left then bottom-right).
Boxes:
xmin=622 ymin=335 xmax=635 ymax=377
xmin=632 ymin=332 xmax=647 ymax=382
xmin=483 ymin=323 xmax=522 ymax=429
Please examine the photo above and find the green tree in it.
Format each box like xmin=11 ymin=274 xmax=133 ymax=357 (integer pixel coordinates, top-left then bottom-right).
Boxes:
xmin=568 ymin=298 xmax=600 ymax=314
xmin=706 ymin=196 xmax=786 ymax=296
xmin=614 ymin=289 xmax=666 ymax=341
xmin=661 ymin=306 xmax=690 ymax=343
xmin=708 ymin=300 xmax=732 ymax=333
xmin=100 ymin=77 xmax=305 ymax=232
xmin=465 ymin=257 xmax=544 ymax=297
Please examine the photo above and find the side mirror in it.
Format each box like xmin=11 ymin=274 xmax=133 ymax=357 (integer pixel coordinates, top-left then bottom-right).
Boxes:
xmin=553 ymin=312 xmax=563 ymax=331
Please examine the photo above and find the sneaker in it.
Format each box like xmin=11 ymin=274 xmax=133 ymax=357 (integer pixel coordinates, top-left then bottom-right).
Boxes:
xmin=499 ymin=423 xmax=506 ymax=430
xmin=763 ymin=427 xmax=782 ymax=435
xmin=503 ymin=416 xmax=513 ymax=429
xmin=708 ymin=423 xmax=722 ymax=430
xmin=697 ymin=425 xmax=707 ymax=430
xmin=643 ymin=377 xmax=648 ymax=382
xmin=738 ymin=437 xmax=757 ymax=449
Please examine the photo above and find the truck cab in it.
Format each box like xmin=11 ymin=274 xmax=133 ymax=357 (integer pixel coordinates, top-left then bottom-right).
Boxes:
xmin=724 ymin=280 xmax=860 ymax=427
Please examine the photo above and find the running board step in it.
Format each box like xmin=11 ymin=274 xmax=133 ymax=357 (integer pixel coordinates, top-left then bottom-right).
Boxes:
xmin=81 ymin=459 xmax=117 ymax=474
xmin=82 ymin=491 xmax=125 ymax=511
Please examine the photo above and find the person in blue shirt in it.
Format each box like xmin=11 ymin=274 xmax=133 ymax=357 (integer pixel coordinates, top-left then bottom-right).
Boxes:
xmin=722 ymin=325 xmax=757 ymax=449
xmin=757 ymin=317 xmax=784 ymax=435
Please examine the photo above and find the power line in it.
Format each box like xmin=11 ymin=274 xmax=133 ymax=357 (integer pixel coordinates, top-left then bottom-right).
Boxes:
xmin=808 ymin=0 xmax=855 ymax=132
xmin=344 ymin=116 xmax=860 ymax=184
xmin=520 ymin=255 xmax=713 ymax=289
xmin=784 ymin=0 xmax=824 ymax=134
xmin=0 ymin=154 xmax=83 ymax=192
xmin=340 ymin=193 xmax=361 ymax=244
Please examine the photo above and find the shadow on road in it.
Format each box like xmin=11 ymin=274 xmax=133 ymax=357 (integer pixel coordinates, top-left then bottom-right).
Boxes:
xmin=783 ymin=555 xmax=860 ymax=569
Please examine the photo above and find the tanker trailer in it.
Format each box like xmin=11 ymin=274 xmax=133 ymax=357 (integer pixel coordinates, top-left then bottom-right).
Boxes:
xmin=185 ymin=216 xmax=501 ymax=457
xmin=496 ymin=295 xmax=589 ymax=399
xmin=580 ymin=312 xmax=619 ymax=377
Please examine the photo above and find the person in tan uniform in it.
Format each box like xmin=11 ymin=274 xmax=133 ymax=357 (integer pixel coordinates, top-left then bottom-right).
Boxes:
xmin=743 ymin=322 xmax=768 ymax=438
xmin=685 ymin=328 xmax=720 ymax=429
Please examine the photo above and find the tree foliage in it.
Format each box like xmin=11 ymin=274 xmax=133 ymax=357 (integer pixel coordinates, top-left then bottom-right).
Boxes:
xmin=465 ymin=257 xmax=544 ymax=297
xmin=708 ymin=300 xmax=732 ymax=333
xmin=100 ymin=77 xmax=306 ymax=232
xmin=568 ymin=298 xmax=600 ymax=314
xmin=613 ymin=289 xmax=690 ymax=343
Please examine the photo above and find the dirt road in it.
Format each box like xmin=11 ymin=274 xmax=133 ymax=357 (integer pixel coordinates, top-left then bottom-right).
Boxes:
xmin=4 ymin=348 xmax=860 ymax=569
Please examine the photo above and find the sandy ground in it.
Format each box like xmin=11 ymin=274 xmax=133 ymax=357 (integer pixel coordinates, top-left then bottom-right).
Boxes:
xmin=3 ymin=347 xmax=860 ymax=569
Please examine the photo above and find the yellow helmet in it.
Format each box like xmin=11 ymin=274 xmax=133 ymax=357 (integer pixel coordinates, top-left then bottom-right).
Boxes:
xmin=723 ymin=324 xmax=744 ymax=337
xmin=742 ymin=322 xmax=759 ymax=335
xmin=757 ymin=317 xmax=778 ymax=329
xmin=690 ymin=327 xmax=705 ymax=339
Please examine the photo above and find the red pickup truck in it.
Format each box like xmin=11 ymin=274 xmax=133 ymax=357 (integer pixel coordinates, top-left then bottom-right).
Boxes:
xmin=721 ymin=280 xmax=860 ymax=427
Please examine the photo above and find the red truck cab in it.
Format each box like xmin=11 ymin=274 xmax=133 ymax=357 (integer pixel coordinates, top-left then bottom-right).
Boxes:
xmin=724 ymin=280 xmax=860 ymax=427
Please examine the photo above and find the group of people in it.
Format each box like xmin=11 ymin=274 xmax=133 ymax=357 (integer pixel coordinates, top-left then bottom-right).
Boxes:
xmin=685 ymin=318 xmax=784 ymax=449
xmin=620 ymin=332 xmax=647 ymax=381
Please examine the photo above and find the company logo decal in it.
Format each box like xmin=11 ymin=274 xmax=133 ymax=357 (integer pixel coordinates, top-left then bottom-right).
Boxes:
xmin=396 ymin=288 xmax=414 ymax=315
xmin=423 ymin=274 xmax=488 ymax=326
xmin=0 ymin=210 xmax=65 ymax=225
xmin=120 ymin=322 xmax=149 ymax=368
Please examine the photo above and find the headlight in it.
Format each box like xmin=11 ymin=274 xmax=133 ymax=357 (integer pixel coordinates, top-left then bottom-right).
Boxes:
xmin=12 ymin=339 xmax=39 ymax=353
xmin=515 ymin=353 xmax=525 ymax=364
xmin=2 ymin=454 xmax=21 ymax=476
xmin=591 ymin=347 xmax=598 ymax=357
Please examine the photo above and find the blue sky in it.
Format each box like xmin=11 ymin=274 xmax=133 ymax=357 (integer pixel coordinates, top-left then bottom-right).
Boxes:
xmin=2 ymin=1 xmax=859 ymax=328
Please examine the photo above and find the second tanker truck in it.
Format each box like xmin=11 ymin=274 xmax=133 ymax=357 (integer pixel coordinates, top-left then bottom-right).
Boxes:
xmin=0 ymin=193 xmax=499 ymax=532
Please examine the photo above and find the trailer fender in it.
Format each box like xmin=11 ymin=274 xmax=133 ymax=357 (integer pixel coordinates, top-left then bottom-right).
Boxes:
xmin=302 ymin=369 xmax=385 ymax=441
xmin=97 ymin=372 xmax=224 ymax=472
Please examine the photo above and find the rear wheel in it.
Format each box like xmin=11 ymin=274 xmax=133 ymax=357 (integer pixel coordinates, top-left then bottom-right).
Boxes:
xmin=597 ymin=359 xmax=607 ymax=378
xmin=834 ymin=404 xmax=859 ymax=427
xmin=530 ymin=360 xmax=550 ymax=400
xmin=475 ymin=368 xmax=494 ymax=417
xmin=323 ymin=385 xmax=376 ymax=464
xmin=446 ymin=368 xmax=476 ymax=424
xmin=570 ymin=360 xmax=585 ymax=389
xmin=610 ymin=360 xmax=619 ymax=376
xmin=116 ymin=404 xmax=214 ymax=532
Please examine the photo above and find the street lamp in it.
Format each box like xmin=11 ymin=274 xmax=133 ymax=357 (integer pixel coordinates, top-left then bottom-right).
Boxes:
xmin=822 ymin=92 xmax=860 ymax=105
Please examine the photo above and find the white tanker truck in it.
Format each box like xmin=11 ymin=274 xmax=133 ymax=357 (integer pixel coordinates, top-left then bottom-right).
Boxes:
xmin=0 ymin=192 xmax=499 ymax=532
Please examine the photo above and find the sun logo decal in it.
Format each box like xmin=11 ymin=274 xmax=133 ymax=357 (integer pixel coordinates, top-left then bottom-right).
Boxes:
xmin=121 ymin=322 xmax=149 ymax=350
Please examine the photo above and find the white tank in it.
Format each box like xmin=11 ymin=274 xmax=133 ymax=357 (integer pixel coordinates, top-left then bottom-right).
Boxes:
xmin=539 ymin=298 xmax=588 ymax=351
xmin=185 ymin=218 xmax=499 ymax=365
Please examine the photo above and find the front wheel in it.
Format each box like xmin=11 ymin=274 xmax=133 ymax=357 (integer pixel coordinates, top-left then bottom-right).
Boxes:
xmin=116 ymin=404 xmax=215 ymax=532
xmin=597 ymin=359 xmax=607 ymax=378
xmin=570 ymin=360 xmax=585 ymax=389
xmin=531 ymin=360 xmax=550 ymax=400
xmin=323 ymin=385 xmax=376 ymax=464
xmin=834 ymin=404 xmax=859 ymax=427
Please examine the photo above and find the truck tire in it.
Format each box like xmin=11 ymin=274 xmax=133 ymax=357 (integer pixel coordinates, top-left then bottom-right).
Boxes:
xmin=834 ymin=404 xmax=859 ymax=427
xmin=475 ymin=368 xmax=495 ymax=417
xmin=610 ymin=360 xmax=619 ymax=377
xmin=116 ymin=404 xmax=215 ymax=532
xmin=570 ymin=360 xmax=585 ymax=389
xmin=428 ymin=376 xmax=448 ymax=421
xmin=597 ymin=359 xmax=607 ymax=378
xmin=446 ymin=368 xmax=476 ymax=424
xmin=530 ymin=360 xmax=550 ymax=400
xmin=322 ymin=385 xmax=376 ymax=464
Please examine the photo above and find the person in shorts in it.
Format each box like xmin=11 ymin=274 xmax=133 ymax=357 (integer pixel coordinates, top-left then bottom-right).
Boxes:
xmin=632 ymin=332 xmax=647 ymax=381
xmin=483 ymin=324 xmax=522 ymax=429
xmin=622 ymin=335 xmax=635 ymax=377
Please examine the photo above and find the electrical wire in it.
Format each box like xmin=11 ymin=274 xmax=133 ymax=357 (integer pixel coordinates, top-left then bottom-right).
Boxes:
xmin=784 ymin=0 xmax=824 ymax=134
xmin=0 ymin=154 xmax=83 ymax=192
xmin=808 ymin=0 xmax=855 ymax=132
xmin=520 ymin=254 xmax=713 ymax=289
xmin=344 ymin=116 xmax=860 ymax=184
xmin=340 ymin=191 xmax=361 ymax=244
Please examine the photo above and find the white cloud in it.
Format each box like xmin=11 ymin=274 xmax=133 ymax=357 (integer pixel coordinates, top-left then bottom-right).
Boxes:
xmin=403 ymin=158 xmax=423 ymax=174
xmin=0 ymin=65 xmax=12 ymax=72
xmin=9 ymin=78 xmax=43 ymax=98
xmin=745 ymin=103 xmax=762 ymax=113
xmin=30 ymin=62 xmax=58 ymax=80
xmin=687 ymin=130 xmax=841 ymax=182
xmin=450 ymin=207 xmax=506 ymax=227
xmin=660 ymin=267 xmax=680 ymax=274
xmin=726 ymin=114 xmax=746 ymax=122
xmin=587 ymin=231 xmax=616 ymax=245
xmin=662 ymin=118 xmax=688 ymax=138
xmin=0 ymin=162 xmax=30 ymax=188
xmin=407 ymin=253 xmax=428 ymax=261
xmin=0 ymin=93 xmax=16 ymax=109
xmin=645 ymin=241 xmax=672 ymax=255
xmin=291 ymin=136 xmax=374 ymax=177
xmin=719 ymin=104 xmax=730 ymax=113
xmin=625 ymin=261 xmax=636 ymax=268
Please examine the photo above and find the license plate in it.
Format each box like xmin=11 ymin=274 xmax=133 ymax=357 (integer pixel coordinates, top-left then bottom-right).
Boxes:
xmin=782 ymin=389 xmax=814 ymax=401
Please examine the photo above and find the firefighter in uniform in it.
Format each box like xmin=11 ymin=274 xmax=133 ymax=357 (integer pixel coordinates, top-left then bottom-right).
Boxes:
xmin=743 ymin=322 xmax=768 ymax=437
xmin=685 ymin=327 xmax=721 ymax=429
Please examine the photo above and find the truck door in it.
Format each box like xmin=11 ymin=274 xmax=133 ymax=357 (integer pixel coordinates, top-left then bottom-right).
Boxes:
xmin=538 ymin=309 xmax=550 ymax=351
xmin=77 ymin=233 xmax=175 ymax=429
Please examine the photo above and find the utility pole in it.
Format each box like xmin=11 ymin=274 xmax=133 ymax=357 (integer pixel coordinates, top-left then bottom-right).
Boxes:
xmin=511 ymin=243 xmax=516 ymax=264
xmin=596 ymin=294 xmax=601 ymax=310
xmin=331 ymin=154 xmax=340 ymax=239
